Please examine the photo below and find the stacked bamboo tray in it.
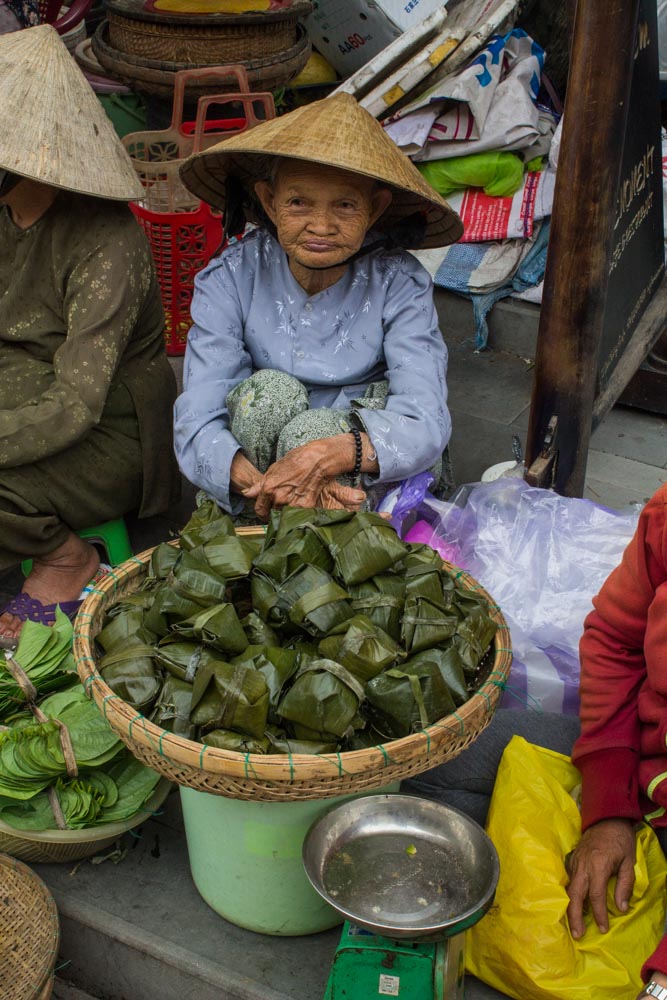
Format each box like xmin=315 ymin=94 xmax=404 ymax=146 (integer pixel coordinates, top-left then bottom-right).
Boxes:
xmin=91 ymin=0 xmax=312 ymax=99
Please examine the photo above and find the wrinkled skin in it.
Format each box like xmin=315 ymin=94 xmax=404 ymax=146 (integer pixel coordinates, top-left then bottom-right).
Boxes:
xmin=229 ymin=162 xmax=392 ymax=518
xmin=566 ymin=818 xmax=666 ymax=997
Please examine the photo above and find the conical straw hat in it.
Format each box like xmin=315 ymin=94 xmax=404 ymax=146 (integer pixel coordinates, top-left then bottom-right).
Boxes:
xmin=180 ymin=92 xmax=463 ymax=249
xmin=0 ymin=24 xmax=143 ymax=201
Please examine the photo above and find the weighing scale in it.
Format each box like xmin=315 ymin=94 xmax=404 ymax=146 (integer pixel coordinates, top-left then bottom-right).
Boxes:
xmin=303 ymin=794 xmax=499 ymax=1000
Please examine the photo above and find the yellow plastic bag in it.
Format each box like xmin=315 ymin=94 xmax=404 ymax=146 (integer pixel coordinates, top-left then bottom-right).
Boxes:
xmin=466 ymin=736 xmax=667 ymax=1000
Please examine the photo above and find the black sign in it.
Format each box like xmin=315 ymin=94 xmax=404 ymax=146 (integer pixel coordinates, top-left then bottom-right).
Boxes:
xmin=598 ymin=0 xmax=664 ymax=388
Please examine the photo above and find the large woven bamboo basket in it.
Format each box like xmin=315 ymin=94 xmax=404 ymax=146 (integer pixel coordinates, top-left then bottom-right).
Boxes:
xmin=106 ymin=0 xmax=312 ymax=64
xmin=92 ymin=20 xmax=311 ymax=99
xmin=74 ymin=534 xmax=512 ymax=802
xmin=0 ymin=853 xmax=60 ymax=1000
xmin=0 ymin=779 xmax=171 ymax=865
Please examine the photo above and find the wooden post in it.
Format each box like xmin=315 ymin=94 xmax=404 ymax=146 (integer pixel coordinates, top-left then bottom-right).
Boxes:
xmin=525 ymin=0 xmax=641 ymax=495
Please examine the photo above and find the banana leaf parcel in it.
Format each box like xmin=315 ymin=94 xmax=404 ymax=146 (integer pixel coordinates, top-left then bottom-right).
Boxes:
xmin=366 ymin=661 xmax=457 ymax=739
xmin=277 ymin=658 xmax=364 ymax=740
xmin=318 ymin=615 xmax=402 ymax=683
xmin=151 ymin=676 xmax=195 ymax=739
xmin=315 ymin=512 xmax=409 ymax=586
xmin=252 ymin=564 xmax=354 ymax=638
xmin=348 ymin=572 xmax=406 ymax=642
xmin=190 ymin=659 xmax=269 ymax=739
xmin=232 ymin=646 xmax=300 ymax=718
xmin=99 ymin=644 xmax=161 ymax=712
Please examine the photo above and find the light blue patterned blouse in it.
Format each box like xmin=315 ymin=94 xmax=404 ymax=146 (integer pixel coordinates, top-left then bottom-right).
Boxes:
xmin=174 ymin=228 xmax=451 ymax=511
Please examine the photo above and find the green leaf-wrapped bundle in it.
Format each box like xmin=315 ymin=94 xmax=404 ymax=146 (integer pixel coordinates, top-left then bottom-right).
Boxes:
xmin=348 ymin=572 xmax=405 ymax=642
xmin=253 ymin=523 xmax=333 ymax=581
xmin=252 ymin=564 xmax=354 ymax=638
xmin=190 ymin=660 xmax=269 ymax=739
xmin=241 ymin=612 xmax=280 ymax=647
xmin=202 ymin=729 xmax=270 ymax=754
xmin=99 ymin=644 xmax=162 ymax=712
xmin=148 ymin=541 xmax=180 ymax=579
xmin=96 ymin=608 xmax=152 ymax=654
xmin=196 ymin=532 xmax=262 ymax=580
xmin=179 ymin=498 xmax=236 ymax=550
xmin=232 ymin=646 xmax=300 ymax=716
xmin=401 ymin=594 xmax=460 ymax=655
xmin=315 ymin=512 xmax=409 ymax=585
xmin=277 ymin=659 xmax=364 ymax=739
xmin=366 ymin=662 xmax=456 ymax=738
xmin=404 ymin=554 xmax=449 ymax=605
xmin=154 ymin=638 xmax=205 ymax=682
xmin=264 ymin=507 xmax=352 ymax=547
xmin=454 ymin=606 xmax=497 ymax=675
xmin=402 ymin=648 xmax=468 ymax=706
xmin=170 ymin=602 xmax=248 ymax=656
xmin=151 ymin=676 xmax=195 ymax=739
xmin=318 ymin=615 xmax=401 ymax=683
xmin=168 ymin=550 xmax=229 ymax=607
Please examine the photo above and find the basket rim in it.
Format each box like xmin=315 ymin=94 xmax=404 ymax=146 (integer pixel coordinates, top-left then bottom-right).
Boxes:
xmin=73 ymin=535 xmax=512 ymax=785
xmin=93 ymin=18 xmax=309 ymax=73
xmin=106 ymin=0 xmax=312 ymax=28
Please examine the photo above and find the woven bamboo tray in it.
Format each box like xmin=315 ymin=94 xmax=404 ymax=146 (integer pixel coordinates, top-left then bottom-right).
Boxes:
xmin=0 ymin=779 xmax=172 ymax=864
xmin=74 ymin=533 xmax=512 ymax=802
xmin=107 ymin=0 xmax=312 ymax=64
xmin=0 ymin=853 xmax=59 ymax=1000
xmin=92 ymin=20 xmax=311 ymax=99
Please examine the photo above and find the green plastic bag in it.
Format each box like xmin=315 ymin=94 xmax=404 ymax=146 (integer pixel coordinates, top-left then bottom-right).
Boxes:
xmin=418 ymin=151 xmax=524 ymax=198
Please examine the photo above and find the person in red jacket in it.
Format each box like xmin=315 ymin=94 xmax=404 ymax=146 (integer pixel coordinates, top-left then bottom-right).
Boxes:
xmin=568 ymin=483 xmax=667 ymax=998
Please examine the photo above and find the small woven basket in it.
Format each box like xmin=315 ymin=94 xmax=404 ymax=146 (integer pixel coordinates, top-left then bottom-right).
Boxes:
xmin=74 ymin=532 xmax=512 ymax=802
xmin=0 ymin=853 xmax=60 ymax=1000
xmin=92 ymin=20 xmax=311 ymax=99
xmin=0 ymin=780 xmax=172 ymax=864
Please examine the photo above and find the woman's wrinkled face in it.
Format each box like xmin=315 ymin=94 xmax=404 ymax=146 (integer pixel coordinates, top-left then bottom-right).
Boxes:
xmin=254 ymin=161 xmax=392 ymax=273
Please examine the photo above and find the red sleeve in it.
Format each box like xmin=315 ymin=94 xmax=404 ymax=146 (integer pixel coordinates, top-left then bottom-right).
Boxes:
xmin=572 ymin=486 xmax=667 ymax=830
xmin=643 ymin=933 xmax=667 ymax=982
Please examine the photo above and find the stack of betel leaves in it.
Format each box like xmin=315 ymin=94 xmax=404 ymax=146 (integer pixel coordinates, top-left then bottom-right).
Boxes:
xmin=95 ymin=503 xmax=499 ymax=755
xmin=0 ymin=610 xmax=161 ymax=831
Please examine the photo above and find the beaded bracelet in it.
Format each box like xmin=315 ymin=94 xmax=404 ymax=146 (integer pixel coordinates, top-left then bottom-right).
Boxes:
xmin=349 ymin=427 xmax=363 ymax=477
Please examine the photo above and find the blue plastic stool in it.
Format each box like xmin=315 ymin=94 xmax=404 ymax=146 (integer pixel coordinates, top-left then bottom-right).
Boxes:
xmin=21 ymin=517 xmax=133 ymax=576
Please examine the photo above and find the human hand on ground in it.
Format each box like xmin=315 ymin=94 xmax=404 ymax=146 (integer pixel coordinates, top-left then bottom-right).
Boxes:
xmin=566 ymin=818 xmax=637 ymax=939
xmin=244 ymin=437 xmax=361 ymax=520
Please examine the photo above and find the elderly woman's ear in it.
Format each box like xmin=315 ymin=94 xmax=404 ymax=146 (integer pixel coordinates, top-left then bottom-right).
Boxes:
xmin=254 ymin=179 xmax=279 ymax=225
xmin=369 ymin=185 xmax=393 ymax=226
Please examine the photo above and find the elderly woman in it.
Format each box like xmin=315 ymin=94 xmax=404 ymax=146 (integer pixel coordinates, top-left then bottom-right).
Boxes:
xmin=0 ymin=25 xmax=178 ymax=642
xmin=175 ymin=93 xmax=463 ymax=521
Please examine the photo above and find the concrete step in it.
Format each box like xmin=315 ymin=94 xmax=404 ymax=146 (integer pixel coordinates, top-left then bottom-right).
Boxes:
xmin=35 ymin=792 xmax=505 ymax=1000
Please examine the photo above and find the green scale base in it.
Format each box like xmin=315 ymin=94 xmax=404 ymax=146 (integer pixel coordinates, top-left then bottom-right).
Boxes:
xmin=325 ymin=922 xmax=465 ymax=1000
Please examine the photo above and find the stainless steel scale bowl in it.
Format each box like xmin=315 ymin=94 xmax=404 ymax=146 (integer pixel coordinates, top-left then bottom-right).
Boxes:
xmin=303 ymin=794 xmax=499 ymax=999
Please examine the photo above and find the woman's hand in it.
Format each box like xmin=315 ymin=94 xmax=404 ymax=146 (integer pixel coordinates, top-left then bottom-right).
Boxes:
xmin=245 ymin=436 xmax=362 ymax=521
xmin=566 ymin=818 xmax=637 ymax=939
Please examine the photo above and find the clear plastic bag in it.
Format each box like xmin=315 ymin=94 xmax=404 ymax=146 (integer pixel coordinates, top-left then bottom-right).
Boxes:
xmin=381 ymin=478 xmax=641 ymax=714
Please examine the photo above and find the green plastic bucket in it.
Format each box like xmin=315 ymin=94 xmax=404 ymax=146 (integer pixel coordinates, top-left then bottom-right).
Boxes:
xmin=180 ymin=783 xmax=399 ymax=936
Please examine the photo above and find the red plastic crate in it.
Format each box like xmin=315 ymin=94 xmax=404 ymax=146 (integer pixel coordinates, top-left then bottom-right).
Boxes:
xmin=131 ymin=200 xmax=224 ymax=356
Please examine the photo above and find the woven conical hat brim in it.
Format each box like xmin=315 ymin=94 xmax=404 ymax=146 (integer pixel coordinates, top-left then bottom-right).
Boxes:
xmin=180 ymin=92 xmax=463 ymax=249
xmin=0 ymin=24 xmax=143 ymax=201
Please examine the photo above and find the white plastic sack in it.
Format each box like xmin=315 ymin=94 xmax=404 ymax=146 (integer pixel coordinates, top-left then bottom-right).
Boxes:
xmin=384 ymin=29 xmax=545 ymax=160
xmin=383 ymin=479 xmax=641 ymax=715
